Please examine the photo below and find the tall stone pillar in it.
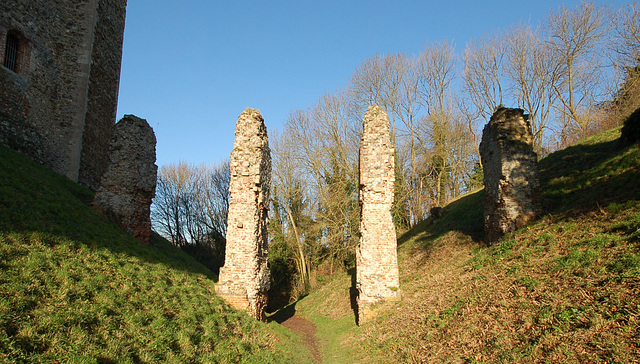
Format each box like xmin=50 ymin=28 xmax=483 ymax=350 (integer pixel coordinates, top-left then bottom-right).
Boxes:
xmin=479 ymin=107 xmax=541 ymax=244
xmin=216 ymin=108 xmax=271 ymax=321
xmin=93 ymin=115 xmax=157 ymax=244
xmin=356 ymin=105 xmax=400 ymax=325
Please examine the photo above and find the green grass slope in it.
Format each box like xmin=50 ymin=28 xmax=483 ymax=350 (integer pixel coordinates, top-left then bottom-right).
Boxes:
xmin=0 ymin=145 xmax=300 ymax=363
xmin=293 ymin=127 xmax=640 ymax=363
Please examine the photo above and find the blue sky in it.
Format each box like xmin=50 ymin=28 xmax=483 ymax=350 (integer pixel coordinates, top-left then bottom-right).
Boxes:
xmin=116 ymin=1 xmax=626 ymax=169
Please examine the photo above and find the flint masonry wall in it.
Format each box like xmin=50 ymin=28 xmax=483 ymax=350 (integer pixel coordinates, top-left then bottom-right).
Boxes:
xmin=0 ymin=0 xmax=127 ymax=189
xmin=356 ymin=105 xmax=400 ymax=324
xmin=479 ymin=107 xmax=541 ymax=244
xmin=93 ymin=115 xmax=157 ymax=244
xmin=78 ymin=0 xmax=128 ymax=190
xmin=216 ymin=108 xmax=271 ymax=321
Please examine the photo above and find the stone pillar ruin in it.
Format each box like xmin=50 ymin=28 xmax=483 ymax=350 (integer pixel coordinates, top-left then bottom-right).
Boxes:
xmin=479 ymin=107 xmax=541 ymax=244
xmin=93 ymin=115 xmax=157 ymax=244
xmin=356 ymin=105 xmax=400 ymax=325
xmin=216 ymin=108 xmax=271 ymax=321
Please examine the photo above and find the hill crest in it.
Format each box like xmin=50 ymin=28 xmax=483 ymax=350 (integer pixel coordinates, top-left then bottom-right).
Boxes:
xmin=293 ymin=127 xmax=640 ymax=363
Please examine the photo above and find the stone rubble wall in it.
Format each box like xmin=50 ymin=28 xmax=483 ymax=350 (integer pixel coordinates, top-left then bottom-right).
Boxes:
xmin=93 ymin=115 xmax=157 ymax=244
xmin=356 ymin=105 xmax=400 ymax=325
xmin=216 ymin=108 xmax=271 ymax=321
xmin=479 ymin=107 xmax=542 ymax=244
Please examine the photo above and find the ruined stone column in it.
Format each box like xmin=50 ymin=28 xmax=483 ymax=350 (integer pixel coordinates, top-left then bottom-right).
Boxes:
xmin=216 ymin=108 xmax=271 ymax=321
xmin=479 ymin=107 xmax=541 ymax=244
xmin=93 ymin=115 xmax=157 ymax=244
xmin=356 ymin=105 xmax=400 ymax=325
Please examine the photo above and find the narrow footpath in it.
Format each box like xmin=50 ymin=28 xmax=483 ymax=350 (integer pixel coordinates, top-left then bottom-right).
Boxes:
xmin=270 ymin=309 xmax=322 ymax=364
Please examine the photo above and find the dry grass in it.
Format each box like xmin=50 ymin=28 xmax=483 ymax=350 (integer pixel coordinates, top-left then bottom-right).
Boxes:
xmin=295 ymin=127 xmax=640 ymax=363
xmin=364 ymin=206 xmax=640 ymax=363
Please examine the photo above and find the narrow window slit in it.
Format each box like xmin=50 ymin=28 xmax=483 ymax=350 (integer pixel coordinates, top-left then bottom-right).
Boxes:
xmin=4 ymin=33 xmax=19 ymax=72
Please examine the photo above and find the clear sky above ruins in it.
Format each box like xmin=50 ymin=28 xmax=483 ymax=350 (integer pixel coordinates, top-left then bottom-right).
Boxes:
xmin=116 ymin=0 xmax=628 ymax=169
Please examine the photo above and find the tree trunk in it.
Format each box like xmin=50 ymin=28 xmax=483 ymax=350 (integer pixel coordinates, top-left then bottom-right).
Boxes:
xmin=285 ymin=206 xmax=309 ymax=289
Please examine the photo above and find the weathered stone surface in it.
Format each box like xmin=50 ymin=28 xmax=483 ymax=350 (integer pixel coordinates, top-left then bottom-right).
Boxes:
xmin=479 ymin=107 xmax=541 ymax=244
xmin=356 ymin=105 xmax=400 ymax=325
xmin=1 ymin=0 xmax=127 ymax=189
xmin=93 ymin=115 xmax=157 ymax=244
xmin=216 ymin=108 xmax=271 ymax=321
xmin=78 ymin=0 xmax=128 ymax=191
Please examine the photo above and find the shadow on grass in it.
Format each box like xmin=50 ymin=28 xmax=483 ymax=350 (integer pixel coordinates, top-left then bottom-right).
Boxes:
xmin=0 ymin=145 xmax=217 ymax=281
xmin=347 ymin=267 xmax=359 ymax=326
xmin=267 ymin=301 xmax=298 ymax=324
xmin=398 ymin=131 xmax=640 ymax=256
xmin=539 ymin=136 xmax=640 ymax=215
xmin=398 ymin=189 xmax=485 ymax=251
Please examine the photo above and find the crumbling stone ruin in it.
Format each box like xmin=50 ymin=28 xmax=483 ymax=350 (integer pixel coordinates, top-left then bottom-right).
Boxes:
xmin=356 ymin=105 xmax=400 ymax=325
xmin=93 ymin=115 xmax=157 ymax=244
xmin=620 ymin=106 xmax=640 ymax=146
xmin=430 ymin=206 xmax=444 ymax=220
xmin=1 ymin=0 xmax=127 ymax=190
xmin=479 ymin=107 xmax=541 ymax=244
xmin=216 ymin=108 xmax=271 ymax=321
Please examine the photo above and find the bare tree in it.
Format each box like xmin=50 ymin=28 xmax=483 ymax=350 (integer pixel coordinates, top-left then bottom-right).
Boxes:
xmin=270 ymin=128 xmax=311 ymax=290
xmin=152 ymin=162 xmax=196 ymax=246
xmin=348 ymin=44 xmax=476 ymax=223
xmin=462 ymin=33 xmax=507 ymax=122
xmin=544 ymin=1 xmax=609 ymax=143
xmin=265 ymin=1 xmax=636 ymax=285
xmin=419 ymin=41 xmax=456 ymax=115
xmin=350 ymin=53 xmax=420 ymax=223
xmin=613 ymin=2 xmax=640 ymax=69
xmin=608 ymin=3 xmax=640 ymax=123
xmin=198 ymin=160 xmax=230 ymax=238
xmin=504 ymin=24 xmax=559 ymax=154
xmin=444 ymin=112 xmax=479 ymax=197
xmin=417 ymin=41 xmax=458 ymax=208
xmin=350 ymin=53 xmax=409 ymax=141
xmin=284 ymin=91 xmax=361 ymax=271
xmin=152 ymin=161 xmax=229 ymax=246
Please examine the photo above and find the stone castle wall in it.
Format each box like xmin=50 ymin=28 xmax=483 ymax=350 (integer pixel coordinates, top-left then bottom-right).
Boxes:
xmin=78 ymin=0 xmax=128 ymax=190
xmin=356 ymin=105 xmax=400 ymax=324
xmin=216 ymin=108 xmax=271 ymax=321
xmin=93 ymin=115 xmax=157 ymax=244
xmin=0 ymin=0 xmax=127 ymax=189
xmin=479 ymin=107 xmax=542 ymax=244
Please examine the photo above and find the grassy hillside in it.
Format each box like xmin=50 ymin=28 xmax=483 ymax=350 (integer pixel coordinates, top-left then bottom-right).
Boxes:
xmin=293 ymin=127 xmax=640 ymax=363
xmin=2 ymin=125 xmax=638 ymax=363
xmin=0 ymin=145 xmax=303 ymax=363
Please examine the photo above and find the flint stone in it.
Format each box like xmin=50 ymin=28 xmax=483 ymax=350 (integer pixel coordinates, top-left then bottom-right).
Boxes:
xmin=93 ymin=115 xmax=157 ymax=244
xmin=216 ymin=108 xmax=271 ymax=321
xmin=356 ymin=105 xmax=400 ymax=325
xmin=479 ymin=107 xmax=541 ymax=244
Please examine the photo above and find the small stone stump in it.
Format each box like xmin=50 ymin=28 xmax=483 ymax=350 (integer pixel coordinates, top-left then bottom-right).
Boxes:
xmin=216 ymin=108 xmax=271 ymax=321
xmin=356 ymin=105 xmax=400 ymax=325
xmin=479 ymin=107 xmax=541 ymax=244
xmin=93 ymin=115 xmax=157 ymax=244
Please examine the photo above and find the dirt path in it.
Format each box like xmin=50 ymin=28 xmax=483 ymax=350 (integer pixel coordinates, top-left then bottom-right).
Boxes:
xmin=270 ymin=310 xmax=322 ymax=363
